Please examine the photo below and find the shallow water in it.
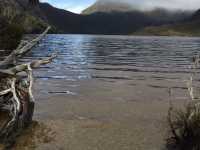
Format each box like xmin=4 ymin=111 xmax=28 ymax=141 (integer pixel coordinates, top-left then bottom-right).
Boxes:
xmin=18 ymin=35 xmax=200 ymax=100
xmin=2 ymin=35 xmax=200 ymax=150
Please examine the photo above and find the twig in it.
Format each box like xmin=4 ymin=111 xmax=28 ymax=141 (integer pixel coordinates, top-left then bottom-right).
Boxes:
xmin=0 ymin=26 xmax=54 ymax=145
xmin=0 ymin=89 xmax=11 ymax=96
xmin=0 ymin=26 xmax=51 ymax=68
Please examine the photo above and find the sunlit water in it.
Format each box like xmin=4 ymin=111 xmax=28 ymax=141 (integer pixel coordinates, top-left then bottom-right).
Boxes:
xmin=17 ymin=35 xmax=200 ymax=101
xmin=2 ymin=35 xmax=200 ymax=149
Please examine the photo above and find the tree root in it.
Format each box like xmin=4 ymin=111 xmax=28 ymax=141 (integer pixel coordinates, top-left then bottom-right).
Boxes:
xmin=0 ymin=26 xmax=55 ymax=147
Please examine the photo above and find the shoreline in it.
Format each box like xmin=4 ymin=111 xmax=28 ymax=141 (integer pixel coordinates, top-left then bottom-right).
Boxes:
xmin=12 ymin=94 xmax=188 ymax=150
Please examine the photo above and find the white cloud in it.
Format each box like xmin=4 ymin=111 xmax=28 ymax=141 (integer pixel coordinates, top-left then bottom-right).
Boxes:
xmin=40 ymin=0 xmax=200 ymax=13
xmin=65 ymin=5 xmax=87 ymax=13
xmin=99 ymin=0 xmax=200 ymax=10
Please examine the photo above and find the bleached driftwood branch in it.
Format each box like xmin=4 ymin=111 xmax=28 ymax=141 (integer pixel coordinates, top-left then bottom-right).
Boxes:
xmin=0 ymin=26 xmax=55 ymax=146
xmin=0 ymin=26 xmax=51 ymax=68
xmin=0 ymin=55 xmax=56 ymax=135
xmin=1 ymin=53 xmax=57 ymax=76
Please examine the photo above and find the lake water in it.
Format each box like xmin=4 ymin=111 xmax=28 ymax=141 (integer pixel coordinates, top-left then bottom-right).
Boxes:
xmin=6 ymin=35 xmax=200 ymax=149
xmin=19 ymin=35 xmax=200 ymax=101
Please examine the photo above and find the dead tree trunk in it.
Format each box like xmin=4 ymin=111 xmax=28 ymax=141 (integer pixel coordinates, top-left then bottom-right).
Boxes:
xmin=0 ymin=26 xmax=55 ymax=147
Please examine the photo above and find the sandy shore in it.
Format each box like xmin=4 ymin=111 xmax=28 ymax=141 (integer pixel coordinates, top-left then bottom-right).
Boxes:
xmin=0 ymin=73 xmax=190 ymax=150
xmin=0 ymin=75 xmax=188 ymax=150
xmin=0 ymin=33 xmax=196 ymax=150
xmin=9 ymin=92 xmax=187 ymax=150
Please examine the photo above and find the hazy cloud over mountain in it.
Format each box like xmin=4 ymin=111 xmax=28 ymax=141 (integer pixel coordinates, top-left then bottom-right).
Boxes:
xmin=96 ymin=0 xmax=200 ymax=10
xmin=41 ymin=0 xmax=200 ymax=13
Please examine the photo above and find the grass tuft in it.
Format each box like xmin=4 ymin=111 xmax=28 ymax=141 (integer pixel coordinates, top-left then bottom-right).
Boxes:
xmin=167 ymin=103 xmax=200 ymax=150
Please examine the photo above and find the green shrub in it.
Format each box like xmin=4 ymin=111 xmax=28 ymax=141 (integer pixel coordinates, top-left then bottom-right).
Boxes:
xmin=167 ymin=104 xmax=200 ymax=150
xmin=0 ymin=21 xmax=24 ymax=50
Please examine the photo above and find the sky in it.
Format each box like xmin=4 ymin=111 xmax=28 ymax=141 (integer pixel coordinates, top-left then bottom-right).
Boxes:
xmin=40 ymin=0 xmax=95 ymax=13
xmin=40 ymin=0 xmax=200 ymax=14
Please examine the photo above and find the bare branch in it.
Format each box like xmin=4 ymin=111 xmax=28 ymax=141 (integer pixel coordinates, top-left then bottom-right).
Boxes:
xmin=0 ymin=26 xmax=51 ymax=68
xmin=0 ymin=89 xmax=11 ymax=96
xmin=6 ymin=53 xmax=57 ymax=75
xmin=10 ymin=78 xmax=20 ymax=111
xmin=0 ymin=26 xmax=55 ymax=145
xmin=27 ymin=63 xmax=35 ymax=102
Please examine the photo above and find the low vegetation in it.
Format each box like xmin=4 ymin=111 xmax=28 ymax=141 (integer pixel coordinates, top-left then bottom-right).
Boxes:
xmin=167 ymin=104 xmax=200 ymax=149
xmin=135 ymin=21 xmax=200 ymax=36
xmin=0 ymin=17 xmax=24 ymax=50
xmin=167 ymin=55 xmax=200 ymax=150
xmin=0 ymin=26 xmax=56 ymax=149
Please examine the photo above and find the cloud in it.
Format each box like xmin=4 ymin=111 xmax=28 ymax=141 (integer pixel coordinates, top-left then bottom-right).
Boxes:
xmin=65 ymin=5 xmax=87 ymax=13
xmin=98 ymin=0 xmax=200 ymax=10
xmin=40 ymin=0 xmax=200 ymax=13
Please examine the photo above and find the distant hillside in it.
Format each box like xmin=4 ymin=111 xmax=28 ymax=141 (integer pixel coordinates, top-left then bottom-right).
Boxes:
xmin=189 ymin=9 xmax=200 ymax=21
xmin=40 ymin=3 xmax=156 ymax=34
xmin=82 ymin=11 xmax=157 ymax=34
xmin=39 ymin=3 xmax=82 ymax=33
xmin=82 ymin=0 xmax=134 ymax=14
xmin=0 ymin=0 xmax=200 ymax=45
xmin=39 ymin=2 xmax=192 ymax=35
xmin=82 ymin=0 xmax=192 ymax=23
xmin=135 ymin=10 xmax=200 ymax=36
xmin=144 ymin=8 xmax=192 ymax=23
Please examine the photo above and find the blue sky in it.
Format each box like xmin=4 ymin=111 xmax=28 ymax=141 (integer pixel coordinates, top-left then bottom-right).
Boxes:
xmin=40 ymin=0 xmax=200 ymax=14
xmin=40 ymin=0 xmax=95 ymax=13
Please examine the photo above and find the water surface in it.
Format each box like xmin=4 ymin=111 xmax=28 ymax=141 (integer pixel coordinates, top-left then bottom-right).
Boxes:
xmin=19 ymin=35 xmax=200 ymax=101
xmin=5 ymin=35 xmax=200 ymax=150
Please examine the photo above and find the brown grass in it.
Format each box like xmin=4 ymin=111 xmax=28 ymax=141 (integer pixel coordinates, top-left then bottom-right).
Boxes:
xmin=167 ymin=104 xmax=200 ymax=150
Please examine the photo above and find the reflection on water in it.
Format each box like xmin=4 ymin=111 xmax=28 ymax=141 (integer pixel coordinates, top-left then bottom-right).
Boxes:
xmin=16 ymin=35 xmax=200 ymax=100
xmin=1 ymin=35 xmax=200 ymax=149
xmin=24 ymin=35 xmax=200 ymax=72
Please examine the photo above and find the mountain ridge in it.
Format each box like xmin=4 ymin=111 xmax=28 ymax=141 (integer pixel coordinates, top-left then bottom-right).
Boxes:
xmin=82 ymin=0 xmax=134 ymax=14
xmin=0 ymin=0 xmax=199 ymax=39
xmin=134 ymin=9 xmax=200 ymax=36
xmin=82 ymin=0 xmax=192 ymax=22
xmin=39 ymin=2 xmax=193 ymax=35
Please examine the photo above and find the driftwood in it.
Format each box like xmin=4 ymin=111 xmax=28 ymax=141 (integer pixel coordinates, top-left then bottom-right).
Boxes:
xmin=0 ymin=26 xmax=51 ymax=68
xmin=0 ymin=26 xmax=55 ymax=147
